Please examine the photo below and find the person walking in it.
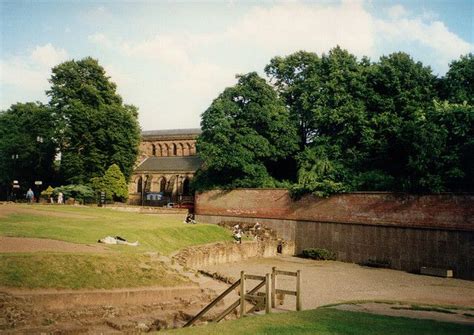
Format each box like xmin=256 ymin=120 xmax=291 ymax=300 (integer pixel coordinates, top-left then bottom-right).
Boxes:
xmin=26 ymin=188 xmax=34 ymax=204
xmin=57 ymin=192 xmax=64 ymax=204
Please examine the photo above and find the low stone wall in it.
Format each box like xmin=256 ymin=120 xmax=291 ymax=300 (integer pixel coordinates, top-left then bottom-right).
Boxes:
xmin=107 ymin=206 xmax=187 ymax=215
xmin=196 ymin=190 xmax=474 ymax=279
xmin=173 ymin=241 xmax=295 ymax=269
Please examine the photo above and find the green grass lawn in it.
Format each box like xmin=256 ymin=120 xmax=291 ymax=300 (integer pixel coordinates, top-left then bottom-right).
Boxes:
xmin=162 ymin=308 xmax=474 ymax=335
xmin=0 ymin=204 xmax=232 ymax=289
xmin=0 ymin=252 xmax=188 ymax=289
xmin=0 ymin=204 xmax=232 ymax=254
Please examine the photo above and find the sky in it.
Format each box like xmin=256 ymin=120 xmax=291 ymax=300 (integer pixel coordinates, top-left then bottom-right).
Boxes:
xmin=1 ymin=0 xmax=473 ymax=131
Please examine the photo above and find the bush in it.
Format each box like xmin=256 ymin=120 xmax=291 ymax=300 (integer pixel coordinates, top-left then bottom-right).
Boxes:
xmin=40 ymin=186 xmax=55 ymax=200
xmin=359 ymin=259 xmax=391 ymax=268
xmin=53 ymin=184 xmax=95 ymax=204
xmin=90 ymin=164 xmax=128 ymax=202
xmin=301 ymin=248 xmax=336 ymax=260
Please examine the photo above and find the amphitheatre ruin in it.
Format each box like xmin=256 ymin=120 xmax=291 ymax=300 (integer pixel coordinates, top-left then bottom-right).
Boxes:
xmin=0 ymin=128 xmax=473 ymax=334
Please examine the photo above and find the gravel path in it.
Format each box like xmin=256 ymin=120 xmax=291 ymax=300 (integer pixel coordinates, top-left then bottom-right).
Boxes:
xmin=202 ymin=256 xmax=474 ymax=317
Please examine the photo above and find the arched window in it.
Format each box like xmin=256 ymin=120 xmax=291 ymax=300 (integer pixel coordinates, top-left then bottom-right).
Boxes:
xmin=172 ymin=143 xmax=177 ymax=156
xmin=137 ymin=176 xmax=142 ymax=193
xmin=152 ymin=144 xmax=156 ymax=156
xmin=160 ymin=177 xmax=166 ymax=193
xmin=182 ymin=178 xmax=190 ymax=196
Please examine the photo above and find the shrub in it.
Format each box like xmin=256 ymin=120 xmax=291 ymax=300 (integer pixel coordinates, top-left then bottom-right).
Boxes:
xmin=301 ymin=248 xmax=336 ymax=260
xmin=53 ymin=184 xmax=95 ymax=204
xmin=40 ymin=186 xmax=55 ymax=199
xmin=90 ymin=164 xmax=128 ymax=202
xmin=359 ymin=259 xmax=391 ymax=268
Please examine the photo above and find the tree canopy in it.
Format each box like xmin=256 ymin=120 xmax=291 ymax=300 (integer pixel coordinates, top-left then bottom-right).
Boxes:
xmin=48 ymin=57 xmax=140 ymax=184
xmin=194 ymin=72 xmax=298 ymax=190
xmin=0 ymin=57 xmax=140 ymax=201
xmin=196 ymin=48 xmax=474 ymax=195
xmin=0 ymin=102 xmax=57 ymax=191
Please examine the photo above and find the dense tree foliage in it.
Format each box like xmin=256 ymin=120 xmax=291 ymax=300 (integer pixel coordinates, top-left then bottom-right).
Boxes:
xmin=197 ymin=48 xmax=474 ymax=195
xmin=0 ymin=57 xmax=140 ymax=201
xmin=194 ymin=72 xmax=298 ymax=190
xmin=90 ymin=164 xmax=129 ymax=202
xmin=48 ymin=57 xmax=140 ymax=184
xmin=0 ymin=102 xmax=57 ymax=196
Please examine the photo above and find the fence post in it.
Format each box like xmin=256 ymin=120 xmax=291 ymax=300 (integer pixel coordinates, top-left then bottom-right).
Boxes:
xmin=240 ymin=271 xmax=246 ymax=318
xmin=296 ymin=270 xmax=302 ymax=311
xmin=271 ymin=267 xmax=276 ymax=308
xmin=265 ymin=273 xmax=271 ymax=314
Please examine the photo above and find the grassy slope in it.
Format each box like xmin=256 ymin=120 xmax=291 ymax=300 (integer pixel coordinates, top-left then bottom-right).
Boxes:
xmin=0 ymin=253 xmax=188 ymax=289
xmin=0 ymin=205 xmax=232 ymax=289
xmin=0 ymin=205 xmax=232 ymax=254
xmin=163 ymin=308 xmax=474 ymax=335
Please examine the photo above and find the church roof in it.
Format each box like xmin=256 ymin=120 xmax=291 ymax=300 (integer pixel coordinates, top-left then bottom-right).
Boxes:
xmin=142 ymin=128 xmax=201 ymax=138
xmin=135 ymin=156 xmax=202 ymax=172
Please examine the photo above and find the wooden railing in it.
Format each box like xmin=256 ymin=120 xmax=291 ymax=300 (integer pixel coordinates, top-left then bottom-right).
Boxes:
xmin=271 ymin=267 xmax=302 ymax=311
xmin=183 ymin=278 xmax=241 ymax=327
xmin=185 ymin=267 xmax=302 ymax=327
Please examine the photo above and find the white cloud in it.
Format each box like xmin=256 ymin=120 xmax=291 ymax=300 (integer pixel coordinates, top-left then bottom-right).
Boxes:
xmin=376 ymin=17 xmax=472 ymax=69
xmin=0 ymin=57 xmax=46 ymax=91
xmin=88 ymin=33 xmax=113 ymax=48
xmin=120 ymin=34 xmax=192 ymax=68
xmin=1 ymin=43 xmax=69 ymax=109
xmin=387 ymin=5 xmax=408 ymax=19
xmin=86 ymin=1 xmax=473 ymax=129
xmin=225 ymin=1 xmax=376 ymax=57
xmin=30 ymin=43 xmax=68 ymax=68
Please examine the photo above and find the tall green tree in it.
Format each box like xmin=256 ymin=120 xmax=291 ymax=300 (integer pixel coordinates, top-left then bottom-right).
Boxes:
xmin=267 ymin=47 xmax=371 ymax=195
xmin=0 ymin=102 xmax=56 ymax=194
xmin=364 ymin=52 xmax=437 ymax=191
xmin=265 ymin=51 xmax=322 ymax=148
xmin=194 ymin=72 xmax=298 ymax=190
xmin=414 ymin=102 xmax=474 ymax=192
xmin=47 ymin=57 xmax=140 ymax=184
xmin=439 ymin=53 xmax=474 ymax=104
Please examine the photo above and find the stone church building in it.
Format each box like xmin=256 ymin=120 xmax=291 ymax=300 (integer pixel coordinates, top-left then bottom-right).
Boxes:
xmin=128 ymin=128 xmax=202 ymax=205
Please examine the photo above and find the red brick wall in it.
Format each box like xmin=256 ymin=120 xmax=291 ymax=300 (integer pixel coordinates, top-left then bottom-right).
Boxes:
xmin=196 ymin=190 xmax=473 ymax=231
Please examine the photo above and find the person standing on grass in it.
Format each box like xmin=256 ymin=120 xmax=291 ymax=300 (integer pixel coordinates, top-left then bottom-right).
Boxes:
xmin=57 ymin=192 xmax=64 ymax=204
xmin=26 ymin=188 xmax=34 ymax=204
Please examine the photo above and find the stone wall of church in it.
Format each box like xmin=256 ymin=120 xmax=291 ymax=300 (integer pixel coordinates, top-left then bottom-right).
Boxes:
xmin=129 ymin=133 xmax=199 ymax=205
xmin=138 ymin=138 xmax=197 ymax=162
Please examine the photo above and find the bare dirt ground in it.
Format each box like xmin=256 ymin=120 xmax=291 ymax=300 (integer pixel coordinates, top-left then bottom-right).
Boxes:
xmin=0 ymin=236 xmax=110 ymax=253
xmin=202 ymin=255 xmax=474 ymax=325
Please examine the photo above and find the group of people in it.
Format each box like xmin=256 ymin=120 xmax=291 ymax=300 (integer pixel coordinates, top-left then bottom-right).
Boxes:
xmin=25 ymin=188 xmax=64 ymax=204
xmin=232 ymin=222 xmax=262 ymax=244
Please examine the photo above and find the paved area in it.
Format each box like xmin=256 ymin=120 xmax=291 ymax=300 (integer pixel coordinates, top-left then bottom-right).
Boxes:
xmin=202 ymin=256 xmax=474 ymax=311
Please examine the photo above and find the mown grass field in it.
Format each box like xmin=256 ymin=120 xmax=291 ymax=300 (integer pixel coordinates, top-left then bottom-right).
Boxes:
xmin=0 ymin=204 xmax=232 ymax=289
xmin=162 ymin=308 xmax=474 ymax=335
xmin=0 ymin=204 xmax=232 ymax=254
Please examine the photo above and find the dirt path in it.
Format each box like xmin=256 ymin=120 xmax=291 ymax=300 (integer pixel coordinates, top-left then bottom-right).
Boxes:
xmin=202 ymin=255 xmax=474 ymax=324
xmin=0 ymin=236 xmax=110 ymax=253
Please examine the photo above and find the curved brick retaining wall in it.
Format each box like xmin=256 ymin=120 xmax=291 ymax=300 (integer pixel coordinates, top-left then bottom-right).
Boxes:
xmin=195 ymin=190 xmax=474 ymax=279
